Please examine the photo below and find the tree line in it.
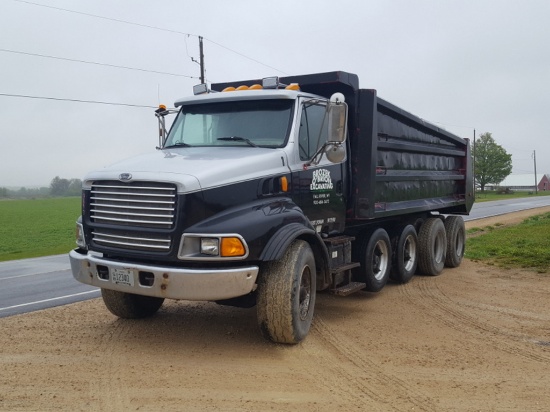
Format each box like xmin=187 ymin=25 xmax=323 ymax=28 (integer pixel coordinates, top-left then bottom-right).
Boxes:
xmin=0 ymin=133 xmax=516 ymax=199
xmin=0 ymin=176 xmax=82 ymax=199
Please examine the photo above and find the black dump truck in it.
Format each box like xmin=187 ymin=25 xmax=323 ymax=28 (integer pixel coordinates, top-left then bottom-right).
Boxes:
xmin=70 ymin=71 xmax=473 ymax=344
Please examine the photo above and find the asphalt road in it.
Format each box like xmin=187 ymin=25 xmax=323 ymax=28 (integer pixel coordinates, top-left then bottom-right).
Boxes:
xmin=2 ymin=196 xmax=550 ymax=318
xmin=0 ymin=254 xmax=99 ymax=318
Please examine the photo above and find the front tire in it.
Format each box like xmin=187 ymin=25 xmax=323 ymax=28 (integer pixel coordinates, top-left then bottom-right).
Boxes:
xmin=101 ymin=289 xmax=164 ymax=319
xmin=257 ymin=240 xmax=316 ymax=344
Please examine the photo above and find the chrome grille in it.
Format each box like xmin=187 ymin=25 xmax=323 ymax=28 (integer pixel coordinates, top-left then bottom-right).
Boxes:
xmin=90 ymin=181 xmax=176 ymax=228
xmin=92 ymin=230 xmax=171 ymax=251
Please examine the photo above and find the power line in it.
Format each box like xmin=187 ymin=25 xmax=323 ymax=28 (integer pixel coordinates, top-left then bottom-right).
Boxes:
xmin=11 ymin=0 xmax=288 ymax=75
xmin=0 ymin=93 xmax=156 ymax=108
xmin=11 ymin=0 xmax=198 ymax=37
xmin=0 ymin=48 xmax=199 ymax=79
xmin=205 ymin=38 xmax=289 ymax=75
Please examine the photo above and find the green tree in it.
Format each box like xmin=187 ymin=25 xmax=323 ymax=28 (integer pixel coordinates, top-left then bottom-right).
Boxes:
xmin=474 ymin=132 xmax=513 ymax=192
xmin=67 ymin=179 xmax=82 ymax=196
xmin=50 ymin=176 xmax=70 ymax=196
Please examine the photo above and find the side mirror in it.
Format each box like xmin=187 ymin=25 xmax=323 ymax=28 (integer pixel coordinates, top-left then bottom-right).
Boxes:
xmin=327 ymin=93 xmax=348 ymax=143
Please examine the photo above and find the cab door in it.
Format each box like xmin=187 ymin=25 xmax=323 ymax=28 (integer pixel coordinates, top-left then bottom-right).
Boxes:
xmin=290 ymin=100 xmax=347 ymax=235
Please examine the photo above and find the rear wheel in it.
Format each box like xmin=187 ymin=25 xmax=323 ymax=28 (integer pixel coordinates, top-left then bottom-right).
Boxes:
xmin=417 ymin=217 xmax=447 ymax=276
xmin=101 ymin=289 xmax=164 ymax=319
xmin=391 ymin=225 xmax=418 ymax=284
xmin=359 ymin=229 xmax=392 ymax=292
xmin=444 ymin=216 xmax=466 ymax=267
xmin=257 ymin=240 xmax=316 ymax=344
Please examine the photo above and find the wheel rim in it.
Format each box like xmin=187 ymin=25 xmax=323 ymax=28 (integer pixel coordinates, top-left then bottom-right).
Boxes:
xmin=299 ymin=266 xmax=312 ymax=321
xmin=434 ymin=230 xmax=445 ymax=264
xmin=403 ymin=234 xmax=417 ymax=272
xmin=372 ymin=240 xmax=390 ymax=280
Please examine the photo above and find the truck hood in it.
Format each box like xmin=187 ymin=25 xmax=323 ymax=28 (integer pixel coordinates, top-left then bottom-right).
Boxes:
xmin=82 ymin=147 xmax=290 ymax=194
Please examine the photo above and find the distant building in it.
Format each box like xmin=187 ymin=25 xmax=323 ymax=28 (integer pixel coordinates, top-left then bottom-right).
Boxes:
xmin=538 ymin=174 xmax=550 ymax=191
xmin=486 ymin=174 xmax=537 ymax=192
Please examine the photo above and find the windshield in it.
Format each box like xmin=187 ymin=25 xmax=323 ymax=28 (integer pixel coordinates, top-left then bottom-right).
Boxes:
xmin=164 ymin=99 xmax=294 ymax=148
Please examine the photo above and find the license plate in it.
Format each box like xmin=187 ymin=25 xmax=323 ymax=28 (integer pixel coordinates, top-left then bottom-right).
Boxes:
xmin=111 ymin=268 xmax=135 ymax=287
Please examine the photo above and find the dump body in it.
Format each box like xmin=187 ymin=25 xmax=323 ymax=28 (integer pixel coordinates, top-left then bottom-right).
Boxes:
xmin=212 ymin=71 xmax=474 ymax=226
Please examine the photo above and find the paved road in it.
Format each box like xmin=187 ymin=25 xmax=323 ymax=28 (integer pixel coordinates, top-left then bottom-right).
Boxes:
xmin=0 ymin=254 xmax=99 ymax=318
xmin=465 ymin=195 xmax=550 ymax=220
xmin=2 ymin=196 xmax=550 ymax=318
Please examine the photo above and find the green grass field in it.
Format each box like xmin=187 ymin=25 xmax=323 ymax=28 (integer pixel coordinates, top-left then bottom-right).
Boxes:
xmin=474 ymin=190 xmax=550 ymax=202
xmin=0 ymin=197 xmax=80 ymax=262
xmin=466 ymin=212 xmax=550 ymax=273
xmin=1 ymin=196 xmax=549 ymax=273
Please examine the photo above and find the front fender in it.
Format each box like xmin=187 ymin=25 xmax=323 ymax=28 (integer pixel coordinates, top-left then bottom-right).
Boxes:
xmin=184 ymin=197 xmax=312 ymax=260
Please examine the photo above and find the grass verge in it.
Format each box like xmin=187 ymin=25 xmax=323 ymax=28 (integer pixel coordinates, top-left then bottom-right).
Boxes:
xmin=0 ymin=197 xmax=80 ymax=262
xmin=474 ymin=191 xmax=550 ymax=203
xmin=466 ymin=212 xmax=550 ymax=273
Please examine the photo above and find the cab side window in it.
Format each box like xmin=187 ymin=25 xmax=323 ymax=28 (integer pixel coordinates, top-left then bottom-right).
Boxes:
xmin=298 ymin=104 xmax=328 ymax=161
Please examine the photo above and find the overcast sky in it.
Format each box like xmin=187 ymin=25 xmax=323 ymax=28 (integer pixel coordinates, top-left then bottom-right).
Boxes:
xmin=1 ymin=0 xmax=549 ymax=187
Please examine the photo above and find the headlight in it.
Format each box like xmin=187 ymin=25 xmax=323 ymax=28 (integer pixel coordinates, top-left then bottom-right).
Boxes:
xmin=200 ymin=238 xmax=219 ymax=255
xmin=179 ymin=234 xmax=248 ymax=260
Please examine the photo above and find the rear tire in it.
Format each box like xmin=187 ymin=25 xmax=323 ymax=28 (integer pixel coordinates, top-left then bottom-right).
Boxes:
xmin=359 ymin=228 xmax=392 ymax=292
xmin=417 ymin=217 xmax=447 ymax=276
xmin=444 ymin=216 xmax=466 ymax=268
xmin=257 ymin=240 xmax=316 ymax=344
xmin=390 ymin=225 xmax=418 ymax=284
xmin=101 ymin=289 xmax=164 ymax=319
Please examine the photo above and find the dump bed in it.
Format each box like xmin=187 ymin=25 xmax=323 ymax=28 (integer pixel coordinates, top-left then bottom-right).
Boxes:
xmin=212 ymin=71 xmax=474 ymax=221
xmin=350 ymin=89 xmax=473 ymax=220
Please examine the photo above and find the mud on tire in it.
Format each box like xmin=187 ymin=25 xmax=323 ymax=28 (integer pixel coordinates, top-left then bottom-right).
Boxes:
xmin=256 ymin=240 xmax=316 ymax=344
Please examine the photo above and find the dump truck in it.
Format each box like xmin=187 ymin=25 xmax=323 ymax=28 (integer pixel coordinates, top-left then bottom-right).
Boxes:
xmin=69 ymin=71 xmax=473 ymax=344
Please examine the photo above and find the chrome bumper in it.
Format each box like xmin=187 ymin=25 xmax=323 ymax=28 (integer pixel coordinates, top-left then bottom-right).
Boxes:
xmin=69 ymin=250 xmax=259 ymax=301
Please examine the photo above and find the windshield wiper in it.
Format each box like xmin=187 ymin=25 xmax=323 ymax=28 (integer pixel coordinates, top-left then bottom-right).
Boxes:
xmin=217 ymin=136 xmax=258 ymax=147
xmin=163 ymin=142 xmax=192 ymax=149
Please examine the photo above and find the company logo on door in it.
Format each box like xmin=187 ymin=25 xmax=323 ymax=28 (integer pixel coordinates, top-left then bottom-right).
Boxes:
xmin=310 ymin=169 xmax=333 ymax=191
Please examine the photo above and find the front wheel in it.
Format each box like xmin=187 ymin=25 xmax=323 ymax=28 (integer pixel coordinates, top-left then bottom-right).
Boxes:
xmin=257 ymin=240 xmax=316 ymax=344
xmin=101 ymin=289 xmax=164 ymax=319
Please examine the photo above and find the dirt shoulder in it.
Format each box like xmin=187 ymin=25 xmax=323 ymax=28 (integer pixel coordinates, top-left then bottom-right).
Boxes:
xmin=1 ymin=209 xmax=550 ymax=411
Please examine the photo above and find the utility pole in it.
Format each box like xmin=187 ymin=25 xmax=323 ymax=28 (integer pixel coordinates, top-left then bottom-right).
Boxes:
xmin=199 ymin=36 xmax=205 ymax=84
xmin=533 ymin=150 xmax=538 ymax=195
xmin=473 ymin=129 xmax=476 ymax=197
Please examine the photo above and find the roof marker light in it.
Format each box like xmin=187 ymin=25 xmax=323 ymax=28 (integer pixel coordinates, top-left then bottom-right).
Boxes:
xmin=222 ymin=86 xmax=236 ymax=92
xmin=285 ymin=83 xmax=300 ymax=91
xmin=236 ymin=85 xmax=249 ymax=91
xmin=249 ymin=84 xmax=263 ymax=90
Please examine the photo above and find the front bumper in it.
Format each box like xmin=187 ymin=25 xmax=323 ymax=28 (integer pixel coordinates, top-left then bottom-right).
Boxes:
xmin=69 ymin=249 xmax=259 ymax=301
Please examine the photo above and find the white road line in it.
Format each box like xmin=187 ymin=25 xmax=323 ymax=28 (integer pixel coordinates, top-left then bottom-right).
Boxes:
xmin=0 ymin=270 xmax=71 ymax=281
xmin=0 ymin=290 xmax=100 ymax=312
